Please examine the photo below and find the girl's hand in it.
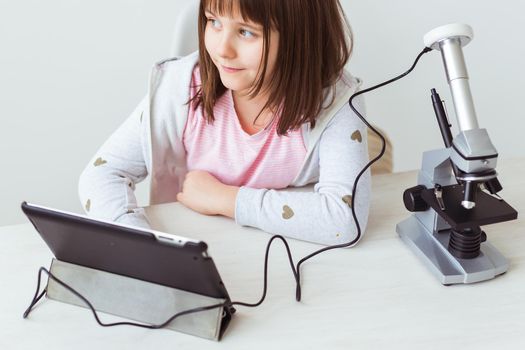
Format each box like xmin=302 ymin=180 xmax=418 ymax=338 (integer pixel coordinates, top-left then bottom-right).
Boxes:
xmin=176 ymin=170 xmax=239 ymax=218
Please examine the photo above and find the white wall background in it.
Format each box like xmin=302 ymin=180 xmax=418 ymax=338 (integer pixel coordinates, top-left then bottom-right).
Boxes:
xmin=1 ymin=0 xmax=523 ymax=226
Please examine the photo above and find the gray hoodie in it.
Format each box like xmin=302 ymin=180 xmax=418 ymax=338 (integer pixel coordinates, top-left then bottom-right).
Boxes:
xmin=79 ymin=51 xmax=371 ymax=246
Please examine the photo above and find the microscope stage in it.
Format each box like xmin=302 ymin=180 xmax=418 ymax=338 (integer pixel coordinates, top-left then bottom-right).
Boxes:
xmin=420 ymin=184 xmax=517 ymax=230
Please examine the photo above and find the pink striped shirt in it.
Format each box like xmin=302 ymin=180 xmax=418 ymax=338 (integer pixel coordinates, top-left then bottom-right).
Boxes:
xmin=183 ymin=67 xmax=306 ymax=189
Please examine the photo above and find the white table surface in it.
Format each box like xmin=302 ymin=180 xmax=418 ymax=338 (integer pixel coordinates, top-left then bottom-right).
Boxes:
xmin=1 ymin=159 xmax=524 ymax=349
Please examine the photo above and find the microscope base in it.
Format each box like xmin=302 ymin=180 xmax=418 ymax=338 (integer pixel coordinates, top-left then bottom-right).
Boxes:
xmin=396 ymin=215 xmax=508 ymax=284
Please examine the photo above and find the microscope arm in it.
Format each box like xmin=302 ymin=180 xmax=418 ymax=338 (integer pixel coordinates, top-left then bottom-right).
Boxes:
xmin=424 ymin=24 xmax=500 ymax=208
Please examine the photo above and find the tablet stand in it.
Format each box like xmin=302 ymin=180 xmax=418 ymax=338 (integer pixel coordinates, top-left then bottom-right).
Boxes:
xmin=45 ymin=259 xmax=228 ymax=341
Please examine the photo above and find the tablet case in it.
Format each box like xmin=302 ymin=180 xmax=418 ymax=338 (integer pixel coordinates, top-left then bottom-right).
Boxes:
xmin=46 ymin=259 xmax=228 ymax=340
xmin=21 ymin=202 xmax=234 ymax=340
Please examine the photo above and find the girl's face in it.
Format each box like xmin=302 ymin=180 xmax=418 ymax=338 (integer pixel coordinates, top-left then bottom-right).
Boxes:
xmin=204 ymin=9 xmax=279 ymax=97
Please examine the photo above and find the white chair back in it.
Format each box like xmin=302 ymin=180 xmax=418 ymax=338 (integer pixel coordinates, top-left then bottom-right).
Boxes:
xmin=170 ymin=1 xmax=200 ymax=57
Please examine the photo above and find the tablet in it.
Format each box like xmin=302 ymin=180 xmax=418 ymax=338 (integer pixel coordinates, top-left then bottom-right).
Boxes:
xmin=21 ymin=202 xmax=232 ymax=302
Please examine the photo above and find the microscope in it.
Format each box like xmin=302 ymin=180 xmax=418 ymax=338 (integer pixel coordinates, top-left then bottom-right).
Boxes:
xmin=396 ymin=24 xmax=518 ymax=284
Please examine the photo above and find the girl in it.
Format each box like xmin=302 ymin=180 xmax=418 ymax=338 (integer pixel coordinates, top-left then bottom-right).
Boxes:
xmin=79 ymin=0 xmax=371 ymax=246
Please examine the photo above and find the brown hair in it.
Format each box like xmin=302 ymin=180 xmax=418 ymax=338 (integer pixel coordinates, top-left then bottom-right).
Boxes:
xmin=194 ymin=0 xmax=353 ymax=136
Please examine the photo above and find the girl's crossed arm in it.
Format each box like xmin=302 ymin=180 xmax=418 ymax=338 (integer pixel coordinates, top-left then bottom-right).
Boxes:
xmin=176 ymin=100 xmax=371 ymax=246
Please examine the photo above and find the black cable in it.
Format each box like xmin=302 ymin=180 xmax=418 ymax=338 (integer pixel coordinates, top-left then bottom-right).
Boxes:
xmin=23 ymin=46 xmax=432 ymax=328
xmin=23 ymin=271 xmax=46 ymax=318
xmin=231 ymin=235 xmax=298 ymax=308
xmin=294 ymin=46 xmax=432 ymax=301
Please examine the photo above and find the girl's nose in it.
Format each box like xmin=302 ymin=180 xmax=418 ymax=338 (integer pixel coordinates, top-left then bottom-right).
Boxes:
xmin=216 ymin=32 xmax=236 ymax=59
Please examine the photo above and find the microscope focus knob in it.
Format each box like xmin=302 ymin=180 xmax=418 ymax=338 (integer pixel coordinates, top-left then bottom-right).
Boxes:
xmin=403 ymin=185 xmax=430 ymax=212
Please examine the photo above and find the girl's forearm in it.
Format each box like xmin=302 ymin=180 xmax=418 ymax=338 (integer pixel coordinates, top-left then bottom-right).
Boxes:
xmin=219 ymin=185 xmax=240 ymax=219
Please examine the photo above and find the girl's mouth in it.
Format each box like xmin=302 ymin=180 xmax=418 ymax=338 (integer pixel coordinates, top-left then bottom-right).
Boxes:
xmin=221 ymin=65 xmax=244 ymax=73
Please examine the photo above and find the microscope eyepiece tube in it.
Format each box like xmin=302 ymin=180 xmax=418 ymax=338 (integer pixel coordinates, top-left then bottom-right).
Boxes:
xmin=439 ymin=38 xmax=480 ymax=131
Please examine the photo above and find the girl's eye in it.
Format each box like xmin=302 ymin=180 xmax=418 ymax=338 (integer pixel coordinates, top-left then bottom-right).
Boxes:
xmin=240 ymin=29 xmax=255 ymax=38
xmin=208 ymin=18 xmax=222 ymax=29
